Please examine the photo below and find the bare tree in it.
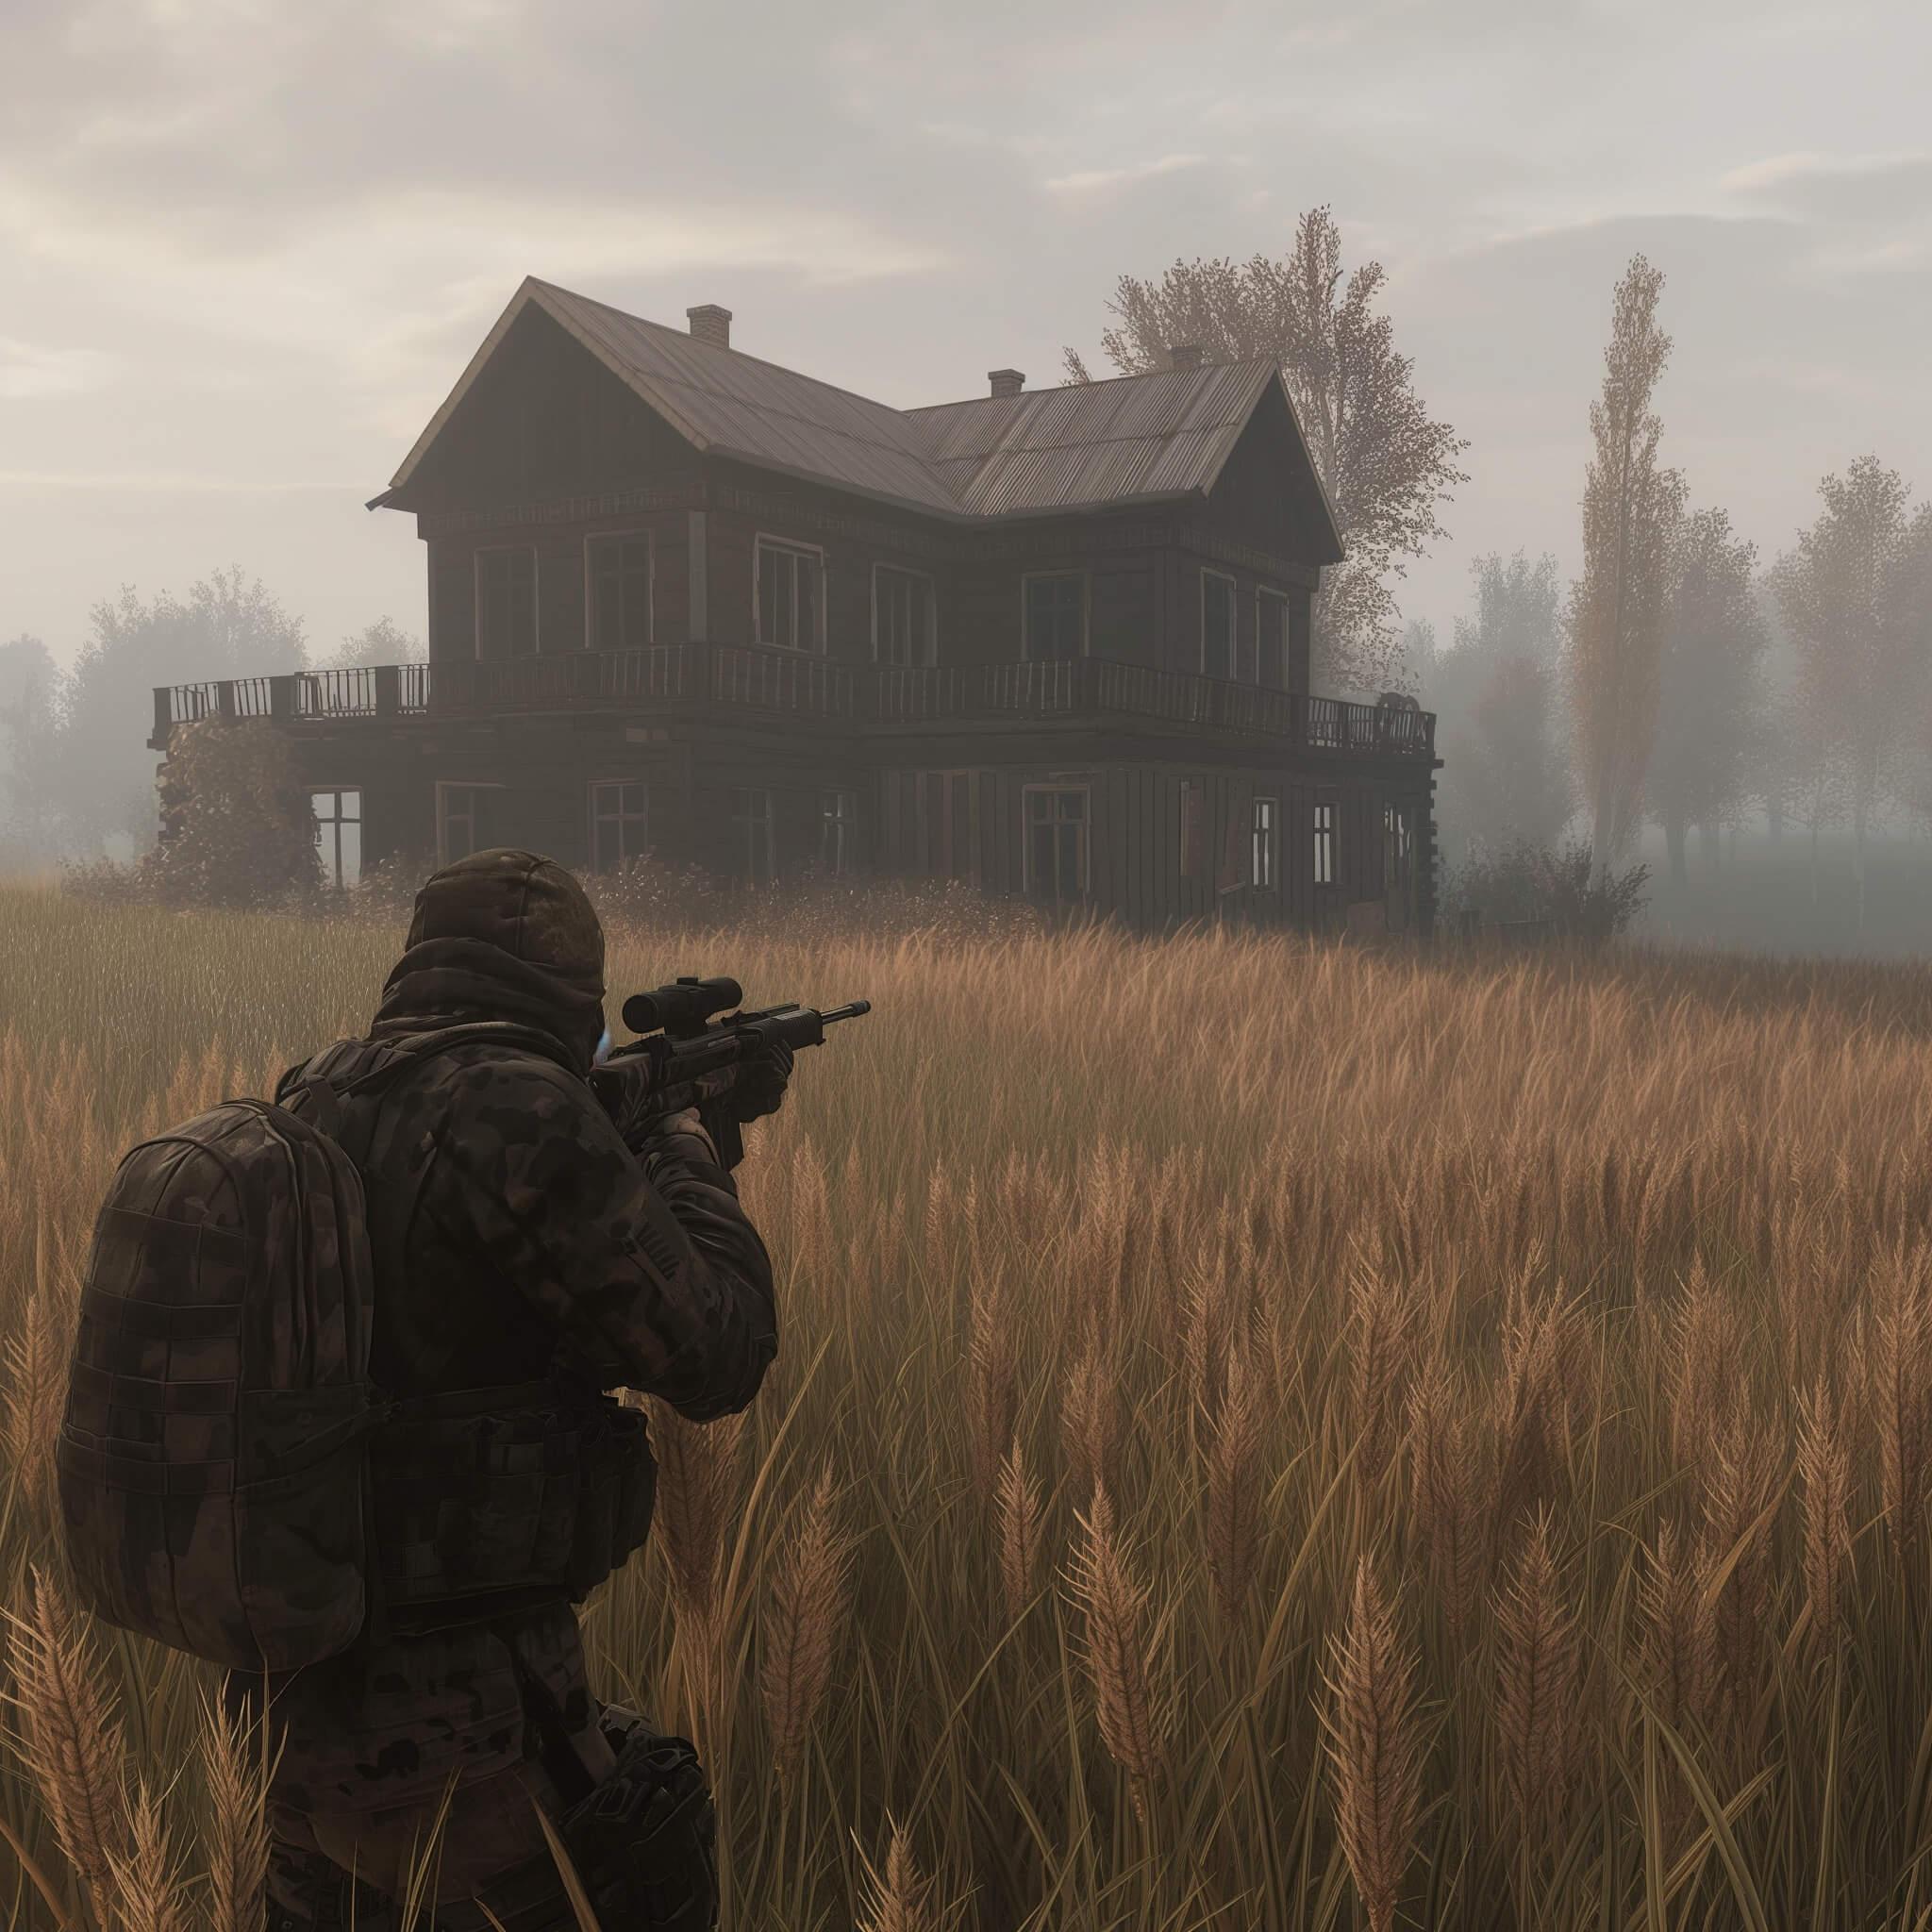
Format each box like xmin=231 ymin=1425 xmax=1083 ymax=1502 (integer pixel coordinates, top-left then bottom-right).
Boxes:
xmin=1648 ymin=508 xmax=1769 ymax=887
xmin=1770 ymin=457 xmax=1932 ymax=932
xmin=1567 ymin=256 xmax=1682 ymax=888
xmin=1064 ymin=207 xmax=1469 ymax=691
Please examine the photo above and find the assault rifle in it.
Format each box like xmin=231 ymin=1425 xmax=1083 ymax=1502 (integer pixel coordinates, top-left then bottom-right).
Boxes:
xmin=588 ymin=974 xmax=872 ymax=1169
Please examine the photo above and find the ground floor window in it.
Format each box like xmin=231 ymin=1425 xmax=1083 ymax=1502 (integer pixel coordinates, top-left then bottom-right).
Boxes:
xmin=312 ymin=787 xmax=361 ymax=889
xmin=590 ymin=779 xmax=649 ymax=872
xmin=436 ymin=782 xmax=501 ymax=866
xmin=1024 ymin=786 xmax=1090 ymax=905
xmin=918 ymin=770 xmax=979 ymax=881
xmin=1252 ymin=794 xmax=1278 ymax=889
xmin=821 ymin=790 xmax=858 ymax=876
xmin=732 ymin=787 xmax=775 ymax=887
xmin=1383 ymin=802 xmax=1412 ymax=890
xmin=1313 ymin=798 xmax=1336 ymax=887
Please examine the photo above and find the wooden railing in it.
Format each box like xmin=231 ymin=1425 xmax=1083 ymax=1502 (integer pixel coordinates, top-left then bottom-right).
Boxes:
xmin=151 ymin=644 xmax=1435 ymax=758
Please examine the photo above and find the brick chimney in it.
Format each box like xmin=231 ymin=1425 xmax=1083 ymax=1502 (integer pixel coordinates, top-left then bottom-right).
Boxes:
xmin=988 ymin=368 xmax=1025 ymax=399
xmin=1169 ymin=343 xmax=1204 ymax=371
xmin=686 ymin=305 xmax=733 ymax=350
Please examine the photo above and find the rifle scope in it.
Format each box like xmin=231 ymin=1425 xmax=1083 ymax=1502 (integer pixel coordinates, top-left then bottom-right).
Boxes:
xmin=622 ymin=975 xmax=744 ymax=1038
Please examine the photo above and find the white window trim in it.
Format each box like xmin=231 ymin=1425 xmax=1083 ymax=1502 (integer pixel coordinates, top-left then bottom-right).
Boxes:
xmin=1313 ymin=796 xmax=1337 ymax=889
xmin=1253 ymin=793 xmax=1280 ymax=891
xmin=1256 ymin=586 xmax=1290 ymax=689
xmin=311 ymin=784 xmax=362 ymax=891
xmin=1020 ymin=571 xmax=1089 ymax=663
xmin=753 ymin=534 xmax=828 ymax=654
xmin=1020 ymin=782 xmax=1092 ymax=899
xmin=1200 ymin=567 xmax=1238 ymax=679
xmin=583 ymin=530 xmax=656 ymax=653
xmin=587 ymin=776 xmax=650 ymax=873
xmin=434 ymin=779 xmax=506 ymax=870
xmin=871 ymin=562 xmax=938 ymax=667
xmin=473 ymin=544 xmax=540 ymax=658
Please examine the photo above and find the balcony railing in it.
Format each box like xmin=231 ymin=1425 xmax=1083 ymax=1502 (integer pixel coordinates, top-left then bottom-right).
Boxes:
xmin=151 ymin=643 xmax=1435 ymax=758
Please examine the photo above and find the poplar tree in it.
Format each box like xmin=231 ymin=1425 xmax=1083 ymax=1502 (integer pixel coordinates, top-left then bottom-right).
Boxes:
xmin=1567 ymin=256 xmax=1682 ymax=888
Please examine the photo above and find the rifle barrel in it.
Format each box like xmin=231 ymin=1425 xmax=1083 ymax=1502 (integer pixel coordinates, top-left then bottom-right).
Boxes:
xmin=819 ymin=1001 xmax=871 ymax=1024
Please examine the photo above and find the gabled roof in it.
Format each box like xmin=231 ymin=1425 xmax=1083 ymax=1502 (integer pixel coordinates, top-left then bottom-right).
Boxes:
xmin=377 ymin=276 xmax=1344 ymax=556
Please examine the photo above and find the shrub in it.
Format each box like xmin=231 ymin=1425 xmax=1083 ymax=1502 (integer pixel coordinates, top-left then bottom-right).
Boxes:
xmin=1441 ymin=835 xmax=1648 ymax=941
xmin=145 ymin=719 xmax=323 ymax=910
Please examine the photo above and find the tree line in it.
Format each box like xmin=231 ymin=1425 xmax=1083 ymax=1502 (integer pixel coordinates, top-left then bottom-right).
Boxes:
xmin=0 ymin=580 xmax=419 ymax=869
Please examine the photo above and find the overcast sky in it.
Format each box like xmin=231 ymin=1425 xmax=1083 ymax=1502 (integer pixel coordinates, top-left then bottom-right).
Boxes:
xmin=4 ymin=0 xmax=1928 ymax=679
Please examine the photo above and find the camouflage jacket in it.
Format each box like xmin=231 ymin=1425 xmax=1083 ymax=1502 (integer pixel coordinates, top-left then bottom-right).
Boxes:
xmin=225 ymin=937 xmax=777 ymax=1813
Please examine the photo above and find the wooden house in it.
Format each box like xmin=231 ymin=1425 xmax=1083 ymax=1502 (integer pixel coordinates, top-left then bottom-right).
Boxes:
xmin=147 ymin=277 xmax=1440 ymax=933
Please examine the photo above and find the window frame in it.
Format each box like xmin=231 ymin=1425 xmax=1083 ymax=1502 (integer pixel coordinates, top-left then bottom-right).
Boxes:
xmin=820 ymin=789 xmax=858 ymax=877
xmin=1256 ymin=587 xmax=1289 ymax=689
xmin=1021 ymin=783 xmax=1092 ymax=905
xmin=1020 ymin=570 xmax=1089 ymax=664
xmin=1383 ymin=801 xmax=1414 ymax=892
xmin=753 ymin=534 xmax=828 ymax=654
xmin=587 ymin=776 xmax=650 ymax=874
xmin=1200 ymin=567 xmax=1238 ymax=681
xmin=473 ymin=544 xmax=539 ymax=659
xmin=916 ymin=767 xmax=982 ymax=883
xmin=311 ymin=785 xmax=362 ymax=891
xmin=730 ymin=785 xmax=776 ymax=887
xmin=435 ymin=779 xmax=505 ymax=869
xmin=584 ymin=529 xmax=655 ymax=654
xmin=1252 ymin=793 xmax=1279 ymax=891
xmin=1313 ymin=796 xmax=1337 ymax=890
xmin=872 ymin=562 xmax=938 ymax=668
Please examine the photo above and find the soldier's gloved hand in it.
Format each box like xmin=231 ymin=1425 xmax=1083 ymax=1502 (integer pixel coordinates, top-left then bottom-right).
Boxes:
xmin=732 ymin=1041 xmax=793 ymax=1123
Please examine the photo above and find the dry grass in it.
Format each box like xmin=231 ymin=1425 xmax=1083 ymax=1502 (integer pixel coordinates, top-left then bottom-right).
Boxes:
xmin=10 ymin=888 xmax=1932 ymax=1924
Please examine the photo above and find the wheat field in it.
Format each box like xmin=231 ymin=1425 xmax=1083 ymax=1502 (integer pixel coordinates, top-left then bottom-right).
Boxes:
xmin=6 ymin=883 xmax=1932 ymax=1930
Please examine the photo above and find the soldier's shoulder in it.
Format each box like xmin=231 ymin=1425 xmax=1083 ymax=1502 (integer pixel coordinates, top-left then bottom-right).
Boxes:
xmin=417 ymin=1038 xmax=606 ymax=1131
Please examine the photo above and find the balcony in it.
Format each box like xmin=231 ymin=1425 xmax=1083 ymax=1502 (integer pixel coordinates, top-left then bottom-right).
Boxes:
xmin=150 ymin=642 xmax=1436 ymax=759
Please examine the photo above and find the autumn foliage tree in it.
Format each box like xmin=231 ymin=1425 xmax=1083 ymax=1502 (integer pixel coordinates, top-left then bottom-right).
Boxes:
xmin=146 ymin=717 xmax=322 ymax=908
xmin=1064 ymin=207 xmax=1468 ymax=692
xmin=1770 ymin=457 xmax=1932 ymax=932
xmin=1648 ymin=508 xmax=1769 ymax=886
xmin=1567 ymin=256 xmax=1683 ymax=887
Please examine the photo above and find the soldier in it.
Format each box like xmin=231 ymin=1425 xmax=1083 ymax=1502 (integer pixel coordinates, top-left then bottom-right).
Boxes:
xmin=240 ymin=847 xmax=785 ymax=1931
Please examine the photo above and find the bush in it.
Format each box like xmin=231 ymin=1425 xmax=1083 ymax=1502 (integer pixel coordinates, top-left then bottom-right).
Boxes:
xmin=1441 ymin=835 xmax=1649 ymax=941
xmin=147 ymin=719 xmax=323 ymax=909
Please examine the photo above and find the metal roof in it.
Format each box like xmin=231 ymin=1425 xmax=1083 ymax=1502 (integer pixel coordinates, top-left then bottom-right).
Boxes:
xmin=381 ymin=278 xmax=1343 ymax=556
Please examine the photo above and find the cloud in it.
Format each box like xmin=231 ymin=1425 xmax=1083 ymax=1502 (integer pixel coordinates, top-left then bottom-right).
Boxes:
xmin=0 ymin=339 xmax=119 ymax=400
xmin=1043 ymin=154 xmax=1212 ymax=200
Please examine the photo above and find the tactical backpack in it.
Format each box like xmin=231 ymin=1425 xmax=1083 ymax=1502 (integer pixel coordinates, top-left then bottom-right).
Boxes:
xmin=56 ymin=1024 xmax=656 ymax=1674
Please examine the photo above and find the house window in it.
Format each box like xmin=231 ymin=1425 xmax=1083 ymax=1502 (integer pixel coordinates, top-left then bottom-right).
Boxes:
xmin=1313 ymin=800 xmax=1336 ymax=888
xmin=732 ymin=787 xmax=775 ymax=886
xmin=1202 ymin=570 xmax=1236 ymax=680
xmin=312 ymin=788 xmax=361 ymax=890
xmin=587 ymin=534 xmax=652 ymax=652
xmin=919 ymin=770 xmax=978 ymax=881
xmin=476 ymin=548 xmax=537 ymax=658
xmin=436 ymin=782 xmax=502 ymax=867
xmin=1257 ymin=590 xmax=1288 ymax=688
xmin=1383 ymin=802 xmax=1413 ymax=891
xmin=874 ymin=565 xmax=936 ymax=667
xmin=589 ymin=779 xmax=649 ymax=872
xmin=1024 ymin=786 xmax=1090 ymax=906
xmin=756 ymin=539 xmax=824 ymax=652
xmin=1023 ymin=574 xmax=1085 ymax=662
xmin=821 ymin=791 xmax=858 ymax=876
xmin=1252 ymin=795 xmax=1278 ymax=890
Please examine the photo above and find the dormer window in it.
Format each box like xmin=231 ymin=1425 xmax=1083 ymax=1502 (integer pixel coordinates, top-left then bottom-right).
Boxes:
xmin=756 ymin=537 xmax=824 ymax=652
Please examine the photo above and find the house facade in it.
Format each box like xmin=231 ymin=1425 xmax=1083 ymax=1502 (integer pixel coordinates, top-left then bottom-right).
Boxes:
xmin=147 ymin=278 xmax=1440 ymax=934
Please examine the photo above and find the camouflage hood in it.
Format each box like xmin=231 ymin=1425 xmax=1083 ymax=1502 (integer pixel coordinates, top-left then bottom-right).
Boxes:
xmin=371 ymin=849 xmax=607 ymax=1070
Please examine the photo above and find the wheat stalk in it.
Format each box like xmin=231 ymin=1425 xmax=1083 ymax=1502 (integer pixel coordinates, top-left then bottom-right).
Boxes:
xmin=198 ymin=1688 xmax=275 ymax=1932
xmin=1407 ymin=1353 xmax=1488 ymax=1650
xmin=1797 ymin=1374 xmax=1853 ymax=1660
xmin=3 ymin=1562 xmax=132 ymax=1926
xmin=1203 ymin=1337 xmax=1264 ymax=1628
xmin=966 ymin=1261 xmax=1017 ymax=1503
xmin=1494 ymin=1508 xmax=1581 ymax=1837
xmin=1061 ymin=1313 xmax=1118 ymax=1503
xmin=995 ymin=1435 xmax=1045 ymax=1624
xmin=759 ymin=1458 xmax=856 ymax=1796
xmin=1320 ymin=1557 xmax=1424 ymax=1932
xmin=103 ymin=1778 xmax=186 ymax=1932
xmin=855 ymin=1817 xmax=938 ymax=1932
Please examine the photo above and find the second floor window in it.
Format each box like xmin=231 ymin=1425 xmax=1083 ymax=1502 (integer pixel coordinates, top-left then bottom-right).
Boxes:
xmin=588 ymin=534 xmax=652 ymax=651
xmin=874 ymin=565 xmax=936 ymax=666
xmin=476 ymin=548 xmax=537 ymax=658
xmin=1024 ymin=573 xmax=1084 ymax=662
xmin=1314 ymin=799 xmax=1336 ymax=887
xmin=757 ymin=539 xmax=824 ymax=652
xmin=1258 ymin=590 xmax=1288 ymax=688
xmin=1202 ymin=570 xmax=1236 ymax=680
